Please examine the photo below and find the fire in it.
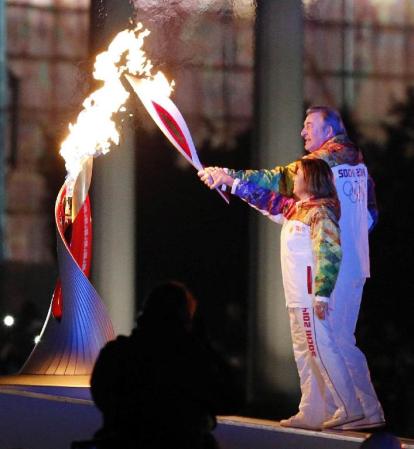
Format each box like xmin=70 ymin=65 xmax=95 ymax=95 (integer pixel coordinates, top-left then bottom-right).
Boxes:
xmin=59 ymin=24 xmax=174 ymax=195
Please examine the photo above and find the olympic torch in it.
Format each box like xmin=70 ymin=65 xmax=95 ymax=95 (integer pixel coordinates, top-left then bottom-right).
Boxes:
xmin=124 ymin=74 xmax=229 ymax=204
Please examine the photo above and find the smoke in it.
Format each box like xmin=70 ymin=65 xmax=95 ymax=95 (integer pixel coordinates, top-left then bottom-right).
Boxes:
xmin=127 ymin=0 xmax=256 ymax=69
xmin=129 ymin=0 xmax=256 ymax=25
xmin=130 ymin=0 xmax=225 ymax=16
xmin=302 ymin=0 xmax=320 ymax=20
xmin=127 ymin=0 xmax=257 ymax=149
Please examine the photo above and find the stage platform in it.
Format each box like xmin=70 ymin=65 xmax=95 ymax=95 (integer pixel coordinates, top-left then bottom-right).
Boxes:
xmin=1 ymin=379 xmax=413 ymax=449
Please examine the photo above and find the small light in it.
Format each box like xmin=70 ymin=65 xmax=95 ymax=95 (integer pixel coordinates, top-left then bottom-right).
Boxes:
xmin=3 ymin=315 xmax=15 ymax=327
xmin=34 ymin=335 xmax=41 ymax=344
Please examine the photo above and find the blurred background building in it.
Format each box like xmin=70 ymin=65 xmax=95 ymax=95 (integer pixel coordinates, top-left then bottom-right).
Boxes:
xmin=1 ymin=0 xmax=414 ymax=438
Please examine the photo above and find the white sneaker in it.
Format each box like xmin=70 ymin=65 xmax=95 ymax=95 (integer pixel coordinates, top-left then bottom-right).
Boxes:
xmin=280 ymin=413 xmax=322 ymax=431
xmin=332 ymin=414 xmax=386 ymax=431
xmin=323 ymin=412 xmax=364 ymax=429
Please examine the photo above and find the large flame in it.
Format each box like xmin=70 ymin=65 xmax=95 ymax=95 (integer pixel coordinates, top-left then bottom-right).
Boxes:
xmin=59 ymin=24 xmax=173 ymax=195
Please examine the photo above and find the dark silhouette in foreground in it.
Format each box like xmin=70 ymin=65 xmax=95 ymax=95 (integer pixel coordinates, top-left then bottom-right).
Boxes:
xmin=360 ymin=431 xmax=402 ymax=449
xmin=90 ymin=281 xmax=242 ymax=449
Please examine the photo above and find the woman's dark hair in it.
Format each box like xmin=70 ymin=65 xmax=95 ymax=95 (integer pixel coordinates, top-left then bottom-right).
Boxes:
xmin=300 ymin=158 xmax=338 ymax=200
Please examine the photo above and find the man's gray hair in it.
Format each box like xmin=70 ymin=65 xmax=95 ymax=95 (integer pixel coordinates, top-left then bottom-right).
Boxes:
xmin=306 ymin=106 xmax=347 ymax=136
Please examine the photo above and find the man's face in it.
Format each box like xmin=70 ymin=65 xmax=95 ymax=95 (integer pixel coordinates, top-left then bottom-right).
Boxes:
xmin=301 ymin=112 xmax=332 ymax=152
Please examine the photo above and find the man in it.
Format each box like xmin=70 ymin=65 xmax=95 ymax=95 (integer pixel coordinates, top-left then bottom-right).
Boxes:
xmin=199 ymin=106 xmax=384 ymax=430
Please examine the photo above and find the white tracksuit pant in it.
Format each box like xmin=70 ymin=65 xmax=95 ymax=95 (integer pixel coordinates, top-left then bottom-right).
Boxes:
xmin=289 ymin=307 xmax=363 ymax=426
xmin=330 ymin=164 xmax=384 ymax=420
xmin=328 ymin=274 xmax=384 ymax=420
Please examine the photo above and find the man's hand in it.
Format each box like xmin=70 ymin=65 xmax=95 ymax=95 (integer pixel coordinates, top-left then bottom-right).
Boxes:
xmin=314 ymin=300 xmax=329 ymax=320
xmin=198 ymin=167 xmax=234 ymax=190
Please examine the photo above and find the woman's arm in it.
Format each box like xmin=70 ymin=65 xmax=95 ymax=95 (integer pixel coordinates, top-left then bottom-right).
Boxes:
xmin=232 ymin=179 xmax=294 ymax=224
xmin=310 ymin=209 xmax=342 ymax=317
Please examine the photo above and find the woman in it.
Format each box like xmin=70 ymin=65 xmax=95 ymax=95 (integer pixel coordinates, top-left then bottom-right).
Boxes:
xmin=199 ymin=159 xmax=364 ymax=430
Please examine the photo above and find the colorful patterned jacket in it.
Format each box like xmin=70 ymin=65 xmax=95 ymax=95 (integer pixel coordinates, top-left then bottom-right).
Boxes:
xmin=227 ymin=134 xmax=378 ymax=229
xmin=227 ymin=134 xmax=376 ymax=279
xmin=233 ymin=180 xmax=342 ymax=306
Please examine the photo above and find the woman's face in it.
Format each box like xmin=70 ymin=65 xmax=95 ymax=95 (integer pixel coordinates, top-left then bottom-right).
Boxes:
xmin=293 ymin=165 xmax=308 ymax=200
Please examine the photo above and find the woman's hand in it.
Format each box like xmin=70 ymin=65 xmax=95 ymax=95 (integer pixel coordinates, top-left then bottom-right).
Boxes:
xmin=314 ymin=300 xmax=329 ymax=320
xmin=198 ymin=167 xmax=234 ymax=190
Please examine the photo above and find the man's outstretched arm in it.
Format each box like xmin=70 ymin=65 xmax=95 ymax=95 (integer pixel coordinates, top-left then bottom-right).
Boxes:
xmin=198 ymin=161 xmax=299 ymax=197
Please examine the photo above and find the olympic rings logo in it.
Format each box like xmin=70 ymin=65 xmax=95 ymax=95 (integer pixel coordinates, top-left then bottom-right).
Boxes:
xmin=342 ymin=180 xmax=365 ymax=203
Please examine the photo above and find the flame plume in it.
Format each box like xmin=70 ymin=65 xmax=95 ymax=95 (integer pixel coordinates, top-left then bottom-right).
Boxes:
xmin=59 ymin=24 xmax=173 ymax=195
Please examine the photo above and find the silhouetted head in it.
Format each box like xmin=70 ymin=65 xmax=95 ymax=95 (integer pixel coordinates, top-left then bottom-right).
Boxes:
xmin=140 ymin=281 xmax=197 ymax=331
xmin=360 ymin=431 xmax=401 ymax=449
